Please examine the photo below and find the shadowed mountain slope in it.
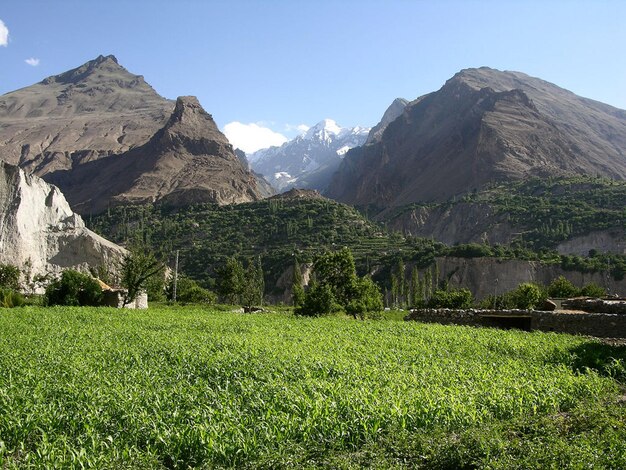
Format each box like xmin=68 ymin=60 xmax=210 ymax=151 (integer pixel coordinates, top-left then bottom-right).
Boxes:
xmin=326 ymin=67 xmax=626 ymax=207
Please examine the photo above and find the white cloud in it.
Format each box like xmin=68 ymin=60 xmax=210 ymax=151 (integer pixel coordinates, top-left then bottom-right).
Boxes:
xmin=223 ymin=122 xmax=288 ymax=154
xmin=284 ymin=123 xmax=310 ymax=135
xmin=25 ymin=57 xmax=40 ymax=67
xmin=0 ymin=19 xmax=9 ymax=47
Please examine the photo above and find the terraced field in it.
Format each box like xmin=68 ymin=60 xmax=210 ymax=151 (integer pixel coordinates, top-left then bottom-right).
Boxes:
xmin=0 ymin=306 xmax=624 ymax=468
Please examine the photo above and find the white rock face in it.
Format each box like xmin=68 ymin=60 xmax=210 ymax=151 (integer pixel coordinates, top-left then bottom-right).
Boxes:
xmin=0 ymin=160 xmax=126 ymax=278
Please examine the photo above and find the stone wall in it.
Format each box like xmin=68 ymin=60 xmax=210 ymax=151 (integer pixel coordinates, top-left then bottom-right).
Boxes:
xmin=405 ymin=308 xmax=626 ymax=338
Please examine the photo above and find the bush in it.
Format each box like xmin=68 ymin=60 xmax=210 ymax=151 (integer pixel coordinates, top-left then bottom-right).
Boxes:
xmin=170 ymin=276 xmax=217 ymax=304
xmin=428 ymin=288 xmax=474 ymax=309
xmin=45 ymin=270 xmax=103 ymax=306
xmin=0 ymin=264 xmax=20 ymax=290
xmin=547 ymin=276 xmax=580 ymax=298
xmin=580 ymin=283 xmax=606 ymax=298
xmin=296 ymin=283 xmax=339 ymax=317
xmin=509 ymin=283 xmax=544 ymax=310
xmin=0 ymin=288 xmax=25 ymax=308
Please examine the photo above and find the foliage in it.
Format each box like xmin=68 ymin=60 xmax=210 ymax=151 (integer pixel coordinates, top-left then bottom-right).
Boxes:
xmin=168 ymin=275 xmax=216 ymax=304
xmin=0 ymin=264 xmax=20 ymax=290
xmin=0 ymin=287 xmax=25 ymax=308
xmin=509 ymin=282 xmax=545 ymax=310
xmin=313 ymin=247 xmax=357 ymax=306
xmin=291 ymin=259 xmax=304 ymax=308
xmin=0 ymin=306 xmax=623 ymax=467
xmin=44 ymin=270 xmax=103 ymax=306
xmin=580 ymin=282 xmax=606 ymax=298
xmin=241 ymin=257 xmax=264 ymax=308
xmin=547 ymin=275 xmax=580 ymax=298
xmin=295 ymin=282 xmax=339 ymax=316
xmin=215 ymin=257 xmax=245 ymax=304
xmin=119 ymin=245 xmax=164 ymax=306
xmin=427 ymin=288 xmax=473 ymax=309
xmin=345 ymin=276 xmax=384 ymax=319
xmin=301 ymin=248 xmax=384 ymax=317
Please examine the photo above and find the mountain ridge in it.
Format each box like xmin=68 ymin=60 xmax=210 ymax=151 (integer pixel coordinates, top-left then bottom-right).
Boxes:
xmin=326 ymin=67 xmax=626 ymax=207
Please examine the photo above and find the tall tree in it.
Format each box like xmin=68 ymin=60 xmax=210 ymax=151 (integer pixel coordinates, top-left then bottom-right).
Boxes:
xmin=119 ymin=245 xmax=164 ymax=306
xmin=292 ymin=258 xmax=305 ymax=308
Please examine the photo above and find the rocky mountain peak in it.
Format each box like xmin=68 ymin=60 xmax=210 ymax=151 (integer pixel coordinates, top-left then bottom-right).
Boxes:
xmin=154 ymin=96 xmax=229 ymax=155
xmin=41 ymin=54 xmax=127 ymax=86
xmin=366 ymin=97 xmax=409 ymax=144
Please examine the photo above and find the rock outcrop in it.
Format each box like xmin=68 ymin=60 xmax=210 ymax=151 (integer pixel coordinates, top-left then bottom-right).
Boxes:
xmin=432 ymin=256 xmax=625 ymax=300
xmin=327 ymin=67 xmax=626 ymax=208
xmin=0 ymin=55 xmax=272 ymax=214
xmin=365 ymin=97 xmax=408 ymax=144
xmin=0 ymin=160 xmax=126 ymax=278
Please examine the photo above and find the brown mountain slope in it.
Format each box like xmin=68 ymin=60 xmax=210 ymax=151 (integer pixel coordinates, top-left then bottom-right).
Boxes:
xmin=0 ymin=55 xmax=173 ymax=174
xmin=46 ymin=96 xmax=271 ymax=214
xmin=326 ymin=67 xmax=626 ymax=207
xmin=0 ymin=55 xmax=272 ymax=214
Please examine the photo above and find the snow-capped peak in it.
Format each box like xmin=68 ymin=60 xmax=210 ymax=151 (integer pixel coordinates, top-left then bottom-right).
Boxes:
xmin=304 ymin=118 xmax=342 ymax=140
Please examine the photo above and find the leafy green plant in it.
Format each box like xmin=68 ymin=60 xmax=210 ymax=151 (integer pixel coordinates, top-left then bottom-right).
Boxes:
xmin=0 ymin=264 xmax=20 ymax=290
xmin=509 ymin=282 xmax=544 ymax=309
xmin=547 ymin=275 xmax=580 ymax=298
xmin=0 ymin=287 xmax=25 ymax=308
xmin=427 ymin=288 xmax=473 ymax=309
xmin=44 ymin=270 xmax=103 ymax=306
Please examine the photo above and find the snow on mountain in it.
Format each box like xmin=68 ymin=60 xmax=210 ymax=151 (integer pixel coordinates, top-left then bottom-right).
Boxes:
xmin=249 ymin=119 xmax=370 ymax=192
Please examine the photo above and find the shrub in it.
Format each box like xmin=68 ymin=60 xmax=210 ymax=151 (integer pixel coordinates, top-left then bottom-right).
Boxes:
xmin=428 ymin=288 xmax=474 ymax=309
xmin=170 ymin=276 xmax=217 ymax=304
xmin=0 ymin=287 xmax=25 ymax=308
xmin=509 ymin=282 xmax=544 ymax=310
xmin=296 ymin=283 xmax=339 ymax=317
xmin=580 ymin=283 xmax=606 ymax=298
xmin=44 ymin=270 xmax=103 ymax=306
xmin=547 ymin=276 xmax=580 ymax=298
xmin=0 ymin=264 xmax=20 ymax=290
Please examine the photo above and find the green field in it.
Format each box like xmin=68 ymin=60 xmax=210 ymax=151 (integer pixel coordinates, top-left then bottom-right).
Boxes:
xmin=1 ymin=306 xmax=625 ymax=468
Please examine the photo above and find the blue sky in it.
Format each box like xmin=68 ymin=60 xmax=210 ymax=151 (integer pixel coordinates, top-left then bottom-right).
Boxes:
xmin=1 ymin=0 xmax=625 ymax=152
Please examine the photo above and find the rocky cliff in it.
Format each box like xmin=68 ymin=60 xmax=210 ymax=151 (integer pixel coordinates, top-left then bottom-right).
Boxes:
xmin=433 ymin=256 xmax=625 ymax=300
xmin=0 ymin=160 xmax=125 ymax=278
xmin=0 ymin=55 xmax=271 ymax=214
xmin=327 ymin=67 xmax=626 ymax=207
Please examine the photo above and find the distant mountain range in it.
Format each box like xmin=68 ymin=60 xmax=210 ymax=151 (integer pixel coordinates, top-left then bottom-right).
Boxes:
xmin=0 ymin=55 xmax=272 ymax=214
xmin=327 ymin=67 xmax=626 ymax=208
xmin=248 ymin=119 xmax=370 ymax=192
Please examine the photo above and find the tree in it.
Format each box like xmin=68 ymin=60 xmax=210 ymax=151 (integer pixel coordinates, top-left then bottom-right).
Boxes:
xmin=241 ymin=256 xmax=264 ymax=308
xmin=119 ymin=246 xmax=164 ymax=306
xmin=345 ymin=276 xmax=384 ymax=319
xmin=292 ymin=258 xmax=305 ymax=308
xmin=45 ymin=270 xmax=102 ymax=306
xmin=313 ymin=248 xmax=357 ymax=306
xmin=300 ymin=248 xmax=383 ymax=318
xmin=216 ymin=257 xmax=245 ymax=304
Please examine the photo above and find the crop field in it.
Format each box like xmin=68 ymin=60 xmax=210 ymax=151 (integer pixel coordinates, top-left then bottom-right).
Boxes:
xmin=0 ymin=306 xmax=625 ymax=468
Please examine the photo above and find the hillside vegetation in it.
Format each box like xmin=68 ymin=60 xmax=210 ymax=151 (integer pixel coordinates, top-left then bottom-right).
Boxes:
xmin=87 ymin=196 xmax=413 ymax=291
xmin=0 ymin=307 xmax=624 ymax=468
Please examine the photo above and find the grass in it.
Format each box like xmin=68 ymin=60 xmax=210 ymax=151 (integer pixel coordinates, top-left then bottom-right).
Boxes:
xmin=0 ymin=305 xmax=625 ymax=468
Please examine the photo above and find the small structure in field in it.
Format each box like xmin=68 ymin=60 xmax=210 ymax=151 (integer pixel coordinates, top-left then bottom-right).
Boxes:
xmin=97 ymin=279 xmax=148 ymax=309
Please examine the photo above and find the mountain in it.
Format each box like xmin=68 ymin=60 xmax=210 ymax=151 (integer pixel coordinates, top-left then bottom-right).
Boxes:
xmin=249 ymin=119 xmax=370 ymax=192
xmin=0 ymin=55 xmax=271 ymax=214
xmin=326 ymin=67 xmax=626 ymax=208
xmin=365 ymin=97 xmax=408 ymax=144
xmin=0 ymin=160 xmax=125 ymax=280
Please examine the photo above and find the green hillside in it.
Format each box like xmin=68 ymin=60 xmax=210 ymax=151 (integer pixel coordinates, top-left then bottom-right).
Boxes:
xmin=87 ymin=195 xmax=423 ymax=292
